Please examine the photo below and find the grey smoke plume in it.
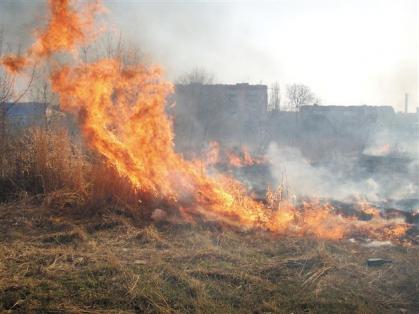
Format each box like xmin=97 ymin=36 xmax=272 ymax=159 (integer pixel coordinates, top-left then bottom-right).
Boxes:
xmin=1 ymin=0 xmax=418 ymax=110
xmin=0 ymin=0 xmax=45 ymax=51
xmin=268 ymin=129 xmax=419 ymax=210
xmin=268 ymin=144 xmax=381 ymax=201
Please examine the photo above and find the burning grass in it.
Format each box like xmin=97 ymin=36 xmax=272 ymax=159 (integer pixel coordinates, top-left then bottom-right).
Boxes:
xmin=0 ymin=0 xmax=415 ymax=243
xmin=0 ymin=129 xmax=417 ymax=311
xmin=0 ymin=126 xmax=416 ymax=244
xmin=0 ymin=202 xmax=418 ymax=313
xmin=0 ymin=1 xmax=418 ymax=311
xmin=0 ymin=127 xmax=141 ymax=213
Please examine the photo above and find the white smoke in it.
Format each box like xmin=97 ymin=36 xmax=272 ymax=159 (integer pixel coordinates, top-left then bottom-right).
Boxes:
xmin=268 ymin=142 xmax=419 ymax=208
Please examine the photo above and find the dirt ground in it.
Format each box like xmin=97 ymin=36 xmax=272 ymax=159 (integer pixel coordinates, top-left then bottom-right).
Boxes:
xmin=0 ymin=202 xmax=418 ymax=313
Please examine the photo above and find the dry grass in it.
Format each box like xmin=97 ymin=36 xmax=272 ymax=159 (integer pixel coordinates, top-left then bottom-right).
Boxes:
xmin=0 ymin=202 xmax=418 ymax=313
xmin=0 ymin=127 xmax=139 ymax=215
xmin=0 ymin=128 xmax=418 ymax=313
xmin=0 ymin=128 xmax=86 ymax=198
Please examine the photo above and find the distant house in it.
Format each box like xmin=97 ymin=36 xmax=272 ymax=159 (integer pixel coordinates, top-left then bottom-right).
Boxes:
xmin=170 ymin=83 xmax=268 ymax=153
xmin=4 ymin=102 xmax=47 ymax=128
xmin=300 ymin=105 xmax=395 ymax=124
xmin=264 ymin=104 xmax=416 ymax=161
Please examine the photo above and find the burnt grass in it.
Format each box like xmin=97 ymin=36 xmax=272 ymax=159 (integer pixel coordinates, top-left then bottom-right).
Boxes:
xmin=0 ymin=202 xmax=418 ymax=313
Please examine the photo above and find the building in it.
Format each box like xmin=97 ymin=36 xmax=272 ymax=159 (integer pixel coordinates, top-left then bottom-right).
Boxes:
xmin=3 ymin=102 xmax=47 ymax=128
xmin=170 ymin=83 xmax=268 ymax=154
xmin=266 ymin=105 xmax=414 ymax=161
xmin=300 ymin=104 xmax=395 ymax=124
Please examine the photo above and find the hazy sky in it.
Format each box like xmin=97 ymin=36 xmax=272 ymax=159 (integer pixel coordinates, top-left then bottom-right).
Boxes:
xmin=1 ymin=0 xmax=418 ymax=111
xmin=105 ymin=0 xmax=418 ymax=111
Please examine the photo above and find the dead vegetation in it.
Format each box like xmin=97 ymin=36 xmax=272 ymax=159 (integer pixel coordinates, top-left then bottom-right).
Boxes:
xmin=0 ymin=202 xmax=418 ymax=313
xmin=0 ymin=127 xmax=139 ymax=212
xmin=0 ymin=128 xmax=418 ymax=313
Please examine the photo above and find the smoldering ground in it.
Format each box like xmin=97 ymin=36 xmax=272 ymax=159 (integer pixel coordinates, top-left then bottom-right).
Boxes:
xmin=268 ymin=125 xmax=419 ymax=211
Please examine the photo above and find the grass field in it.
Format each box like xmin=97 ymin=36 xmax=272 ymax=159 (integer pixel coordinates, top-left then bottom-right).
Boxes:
xmin=1 ymin=200 xmax=418 ymax=313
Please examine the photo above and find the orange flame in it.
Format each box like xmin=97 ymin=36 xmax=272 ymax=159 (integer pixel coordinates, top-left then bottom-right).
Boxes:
xmin=1 ymin=0 xmax=413 ymax=242
xmin=204 ymin=141 xmax=220 ymax=167
xmin=1 ymin=55 xmax=28 ymax=74
xmin=227 ymin=152 xmax=243 ymax=167
xmin=227 ymin=146 xmax=266 ymax=168
xmin=243 ymin=146 xmax=255 ymax=165
xmin=0 ymin=0 xmax=103 ymax=73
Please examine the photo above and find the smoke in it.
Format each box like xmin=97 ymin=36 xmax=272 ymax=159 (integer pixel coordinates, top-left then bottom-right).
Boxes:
xmin=1 ymin=0 xmax=417 ymax=208
xmin=268 ymin=132 xmax=419 ymax=210
xmin=268 ymin=144 xmax=380 ymax=201
xmin=0 ymin=0 xmax=46 ymax=51
xmin=104 ymin=0 xmax=418 ymax=111
xmin=1 ymin=0 xmax=417 ymax=110
xmin=103 ymin=1 xmax=275 ymax=84
xmin=363 ymin=127 xmax=419 ymax=157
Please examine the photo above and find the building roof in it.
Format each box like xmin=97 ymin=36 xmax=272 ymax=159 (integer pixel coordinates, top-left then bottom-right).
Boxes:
xmin=300 ymin=104 xmax=395 ymax=114
xmin=5 ymin=102 xmax=46 ymax=117
xmin=175 ymin=83 xmax=267 ymax=90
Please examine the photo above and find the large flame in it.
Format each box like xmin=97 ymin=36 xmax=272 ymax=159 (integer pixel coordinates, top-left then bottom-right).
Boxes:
xmin=1 ymin=0 xmax=102 ymax=73
xmin=1 ymin=0 xmax=412 ymax=242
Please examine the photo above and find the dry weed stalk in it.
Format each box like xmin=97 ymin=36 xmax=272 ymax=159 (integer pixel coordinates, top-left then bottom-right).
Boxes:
xmin=0 ymin=127 xmax=141 ymax=216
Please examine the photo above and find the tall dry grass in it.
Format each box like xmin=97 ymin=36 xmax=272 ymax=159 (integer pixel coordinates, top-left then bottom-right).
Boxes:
xmin=0 ymin=126 xmax=140 ymax=216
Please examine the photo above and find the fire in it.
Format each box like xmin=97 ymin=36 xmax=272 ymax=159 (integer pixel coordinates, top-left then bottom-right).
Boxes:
xmin=31 ymin=0 xmax=102 ymax=58
xmin=1 ymin=0 xmax=413 ymax=242
xmin=1 ymin=55 xmax=28 ymax=74
xmin=242 ymin=146 xmax=264 ymax=166
xmin=227 ymin=146 xmax=266 ymax=167
xmin=227 ymin=152 xmax=243 ymax=167
xmin=358 ymin=201 xmax=381 ymax=218
xmin=380 ymin=143 xmax=391 ymax=154
xmin=204 ymin=141 xmax=220 ymax=166
xmin=203 ymin=142 xmax=266 ymax=168
xmin=0 ymin=0 xmax=103 ymax=73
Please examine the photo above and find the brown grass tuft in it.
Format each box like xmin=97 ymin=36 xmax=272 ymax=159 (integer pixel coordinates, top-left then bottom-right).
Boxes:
xmin=0 ymin=127 xmax=143 ymax=219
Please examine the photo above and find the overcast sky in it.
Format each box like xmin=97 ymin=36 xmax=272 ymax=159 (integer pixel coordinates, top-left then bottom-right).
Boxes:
xmin=1 ymin=0 xmax=418 ymax=111
xmin=105 ymin=0 xmax=418 ymax=111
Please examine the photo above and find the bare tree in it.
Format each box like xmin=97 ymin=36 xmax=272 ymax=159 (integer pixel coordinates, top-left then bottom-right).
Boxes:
xmin=286 ymin=84 xmax=317 ymax=111
xmin=0 ymin=28 xmax=36 ymax=175
xmin=0 ymin=28 xmax=14 ymax=108
xmin=176 ymin=67 xmax=214 ymax=85
xmin=81 ymin=32 xmax=145 ymax=68
xmin=269 ymin=82 xmax=281 ymax=111
xmin=30 ymin=65 xmax=58 ymax=130
xmin=0 ymin=29 xmax=16 ymax=159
